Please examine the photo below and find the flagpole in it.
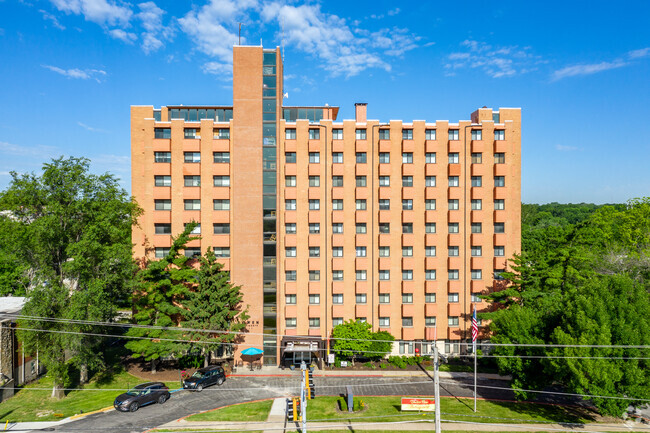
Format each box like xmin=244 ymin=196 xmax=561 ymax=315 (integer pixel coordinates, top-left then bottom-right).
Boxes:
xmin=473 ymin=336 xmax=477 ymax=412
xmin=473 ymin=307 xmax=477 ymax=412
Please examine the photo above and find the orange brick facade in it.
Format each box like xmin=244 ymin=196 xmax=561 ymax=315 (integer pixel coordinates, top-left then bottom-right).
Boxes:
xmin=131 ymin=46 xmax=521 ymax=366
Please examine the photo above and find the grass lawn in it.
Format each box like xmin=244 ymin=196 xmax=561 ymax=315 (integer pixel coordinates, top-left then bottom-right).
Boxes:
xmin=185 ymin=395 xmax=595 ymax=424
xmin=0 ymin=371 xmax=179 ymax=422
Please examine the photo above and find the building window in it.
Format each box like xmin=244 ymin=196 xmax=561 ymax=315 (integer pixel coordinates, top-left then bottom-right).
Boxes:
xmin=212 ymin=175 xmax=230 ymax=187
xmin=184 ymin=223 xmax=201 ymax=234
xmin=402 ymin=129 xmax=413 ymax=140
xmin=425 ymin=316 xmax=437 ymax=327
xmin=494 ymin=246 xmax=505 ymax=256
xmin=330 ymin=128 xmax=343 ymax=139
xmin=425 ymin=269 xmax=436 ymax=280
xmin=402 ymin=176 xmax=413 ymax=187
xmin=400 ymin=342 xmax=414 ymax=354
xmin=356 ymin=246 xmax=367 ymax=257
xmin=285 ymin=247 xmax=296 ymax=257
xmin=471 ymin=176 xmax=482 ymax=187
xmin=309 ymin=294 xmax=320 ymax=304
xmin=448 ymin=199 xmax=459 ymax=210
xmin=425 ymin=223 xmax=436 ymax=233
xmin=448 ymin=129 xmax=459 ymax=140
xmin=472 ymin=153 xmax=483 ymax=164
xmin=184 ymin=128 xmax=199 ymax=139
xmin=154 ymin=175 xmax=171 ymax=187
xmin=448 ymin=153 xmax=459 ymax=164
xmin=448 ymin=316 xmax=459 ymax=327
xmin=471 ymin=130 xmax=482 ymax=140
xmin=378 ymin=223 xmax=390 ymax=233
xmin=213 ymin=247 xmax=230 ymax=257
xmin=379 ymin=152 xmax=390 ymax=163
xmin=213 ymin=223 xmax=230 ymax=234
xmin=309 ymin=247 xmax=320 ymax=257
xmin=309 ymin=199 xmax=320 ymax=210
xmin=309 ymin=223 xmax=320 ymax=234
xmin=448 ymin=246 xmax=459 ymax=257
xmin=286 ymin=318 xmax=297 ymax=328
xmin=309 ymin=152 xmax=320 ymax=164
xmin=214 ymin=128 xmax=229 ymax=139
xmin=402 ymin=199 xmax=413 ymax=210
xmin=471 ymin=222 xmax=482 ymax=233
xmin=332 ymin=223 xmax=343 ymax=233
xmin=379 ymin=176 xmax=390 ymax=187
xmin=285 ymin=152 xmax=296 ymax=163
xmin=379 ymin=293 xmax=390 ymax=303
xmin=471 ymin=199 xmax=482 ymax=210
xmin=332 ymin=199 xmax=343 ymax=210
xmin=356 ymin=223 xmax=367 ymax=234
xmin=426 ymin=199 xmax=436 ymax=210
xmin=154 ymin=247 xmax=170 ymax=258
xmin=355 ymin=129 xmax=367 ymax=140
xmin=285 ymin=199 xmax=296 ymax=210
xmin=356 ymin=152 xmax=367 ymax=164
xmin=332 ymin=270 xmax=343 ymax=281
xmin=379 ymin=270 xmax=390 ymax=280
xmin=308 ymin=176 xmax=320 ymax=187
xmin=213 ymin=152 xmax=230 ymax=163
xmin=402 ymin=223 xmax=413 ymax=234
xmin=286 ymin=294 xmax=297 ymax=304
xmin=332 ymin=317 xmax=343 ymax=327
xmin=213 ymin=199 xmax=230 ymax=210
xmin=402 ymin=246 xmax=413 ymax=257
xmin=494 ymin=222 xmax=505 ymax=233
xmin=426 ymin=152 xmax=436 ymax=163
xmin=379 ymin=199 xmax=390 ymax=210
xmin=357 ymin=317 xmax=367 ymax=323
xmin=379 ymin=246 xmax=390 ymax=257
xmin=309 ymin=129 xmax=320 ymax=140
xmin=494 ymin=153 xmax=505 ymax=164
xmin=448 ymin=269 xmax=459 ymax=280
xmin=184 ymin=199 xmax=200 ymax=210
xmin=425 ymin=129 xmax=436 ymax=140
xmin=184 ymin=248 xmax=201 ymax=258
xmin=379 ymin=317 xmax=390 ymax=327
xmin=425 ymin=176 xmax=436 ymax=187
xmin=356 ymin=199 xmax=367 ymax=210
xmin=494 ymin=130 xmax=505 ymax=141
xmin=471 ymin=293 xmax=482 ymax=303
xmin=425 ymin=246 xmax=436 ymax=257
xmin=494 ymin=269 xmax=506 ymax=280
xmin=285 ymin=175 xmax=296 ymax=187
xmin=471 ymin=246 xmax=482 ymax=257
xmin=154 ymin=223 xmax=171 ymax=234
xmin=425 ymin=293 xmax=436 ymax=303
xmin=184 ymin=152 xmax=201 ymax=163
xmin=448 ymin=223 xmax=459 ymax=233
xmin=356 ymin=270 xmax=367 ymax=281
xmin=402 ymin=270 xmax=413 ymax=280
xmin=449 ymin=176 xmax=459 ymax=187
xmin=332 ymin=152 xmax=343 ymax=163
xmin=471 ymin=269 xmax=483 ymax=280
xmin=332 ymin=294 xmax=344 ymax=304
xmin=154 ymin=128 xmax=171 ymax=139
xmin=332 ymin=247 xmax=343 ymax=257
xmin=402 ymin=153 xmax=413 ymax=164
xmin=356 ymin=176 xmax=367 ymax=187
xmin=402 ymin=293 xmax=413 ymax=304
xmin=356 ymin=294 xmax=367 ymax=304
xmin=284 ymin=270 xmax=297 ymax=281
xmin=495 ymin=176 xmax=505 ymax=187
xmin=285 ymin=129 xmax=296 ymax=139
xmin=154 ymin=152 xmax=171 ymax=163
xmin=402 ymin=317 xmax=414 ymax=327
xmin=495 ymin=199 xmax=505 ymax=210
xmin=379 ymin=129 xmax=390 ymax=140
xmin=308 ymin=270 xmax=320 ymax=281
xmin=285 ymin=223 xmax=296 ymax=234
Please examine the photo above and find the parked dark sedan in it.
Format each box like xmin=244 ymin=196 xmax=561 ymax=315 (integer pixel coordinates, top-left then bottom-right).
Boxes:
xmin=182 ymin=365 xmax=226 ymax=392
xmin=114 ymin=382 xmax=170 ymax=412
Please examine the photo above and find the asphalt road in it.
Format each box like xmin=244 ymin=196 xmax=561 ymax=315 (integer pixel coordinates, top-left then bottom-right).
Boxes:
xmin=49 ymin=375 xmax=517 ymax=433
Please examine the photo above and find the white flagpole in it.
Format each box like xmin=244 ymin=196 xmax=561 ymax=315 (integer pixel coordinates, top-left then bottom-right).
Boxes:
xmin=473 ymin=308 xmax=477 ymax=413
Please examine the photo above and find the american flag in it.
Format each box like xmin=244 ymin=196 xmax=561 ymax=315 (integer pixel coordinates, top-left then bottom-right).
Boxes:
xmin=471 ymin=308 xmax=478 ymax=342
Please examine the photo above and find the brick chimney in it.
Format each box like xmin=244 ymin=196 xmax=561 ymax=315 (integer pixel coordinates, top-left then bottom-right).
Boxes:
xmin=355 ymin=103 xmax=367 ymax=123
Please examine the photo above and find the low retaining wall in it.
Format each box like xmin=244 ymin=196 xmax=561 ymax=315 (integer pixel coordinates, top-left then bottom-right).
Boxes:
xmin=0 ymin=378 xmax=15 ymax=403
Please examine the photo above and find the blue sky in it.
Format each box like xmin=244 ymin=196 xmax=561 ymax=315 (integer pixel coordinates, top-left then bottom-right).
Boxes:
xmin=1 ymin=0 xmax=649 ymax=204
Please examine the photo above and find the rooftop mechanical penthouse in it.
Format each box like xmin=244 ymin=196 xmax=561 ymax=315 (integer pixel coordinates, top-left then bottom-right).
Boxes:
xmin=131 ymin=45 xmax=521 ymax=367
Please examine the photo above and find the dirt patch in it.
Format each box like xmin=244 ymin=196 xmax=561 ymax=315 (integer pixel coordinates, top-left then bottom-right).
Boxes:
xmin=123 ymin=357 xmax=196 ymax=383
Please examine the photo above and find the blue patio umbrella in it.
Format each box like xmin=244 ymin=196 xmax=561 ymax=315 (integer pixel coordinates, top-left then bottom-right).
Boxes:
xmin=241 ymin=347 xmax=264 ymax=356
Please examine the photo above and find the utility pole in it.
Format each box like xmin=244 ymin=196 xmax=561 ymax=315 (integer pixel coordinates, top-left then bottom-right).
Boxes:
xmin=300 ymin=362 xmax=307 ymax=433
xmin=434 ymin=345 xmax=441 ymax=433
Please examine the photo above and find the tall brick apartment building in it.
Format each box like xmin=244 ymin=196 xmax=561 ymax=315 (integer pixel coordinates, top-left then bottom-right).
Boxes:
xmin=131 ymin=46 xmax=521 ymax=367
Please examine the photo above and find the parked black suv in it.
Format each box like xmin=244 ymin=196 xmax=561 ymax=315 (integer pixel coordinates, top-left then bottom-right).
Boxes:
xmin=183 ymin=365 xmax=226 ymax=392
xmin=114 ymin=382 xmax=170 ymax=412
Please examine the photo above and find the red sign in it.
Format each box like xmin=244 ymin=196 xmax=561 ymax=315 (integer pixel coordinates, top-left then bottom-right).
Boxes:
xmin=401 ymin=397 xmax=435 ymax=411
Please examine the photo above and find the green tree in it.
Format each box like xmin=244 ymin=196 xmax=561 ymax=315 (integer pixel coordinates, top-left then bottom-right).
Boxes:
xmin=332 ymin=320 xmax=373 ymax=364
xmin=181 ymin=247 xmax=249 ymax=367
xmin=125 ymin=223 xmax=199 ymax=372
xmin=367 ymin=330 xmax=395 ymax=361
xmin=0 ymin=157 xmax=139 ymax=398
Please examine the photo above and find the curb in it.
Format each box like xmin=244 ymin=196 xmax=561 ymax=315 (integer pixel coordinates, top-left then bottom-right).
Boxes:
xmin=67 ymin=405 xmax=115 ymax=420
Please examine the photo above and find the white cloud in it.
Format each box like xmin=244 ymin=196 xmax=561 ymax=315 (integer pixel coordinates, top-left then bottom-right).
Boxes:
xmin=0 ymin=141 xmax=59 ymax=158
xmin=628 ymin=47 xmax=650 ymax=59
xmin=137 ymin=1 xmax=174 ymax=54
xmin=40 ymin=9 xmax=66 ymax=29
xmin=202 ymin=61 xmax=233 ymax=77
xmin=551 ymin=60 xmax=627 ymax=81
xmin=42 ymin=64 xmax=107 ymax=82
xmin=108 ymin=28 xmax=136 ymax=43
xmin=91 ymin=154 xmax=130 ymax=173
xmin=77 ymin=121 xmax=110 ymax=133
xmin=50 ymin=0 xmax=132 ymax=27
xmin=387 ymin=8 xmax=400 ymax=16
xmin=445 ymin=39 xmax=541 ymax=78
